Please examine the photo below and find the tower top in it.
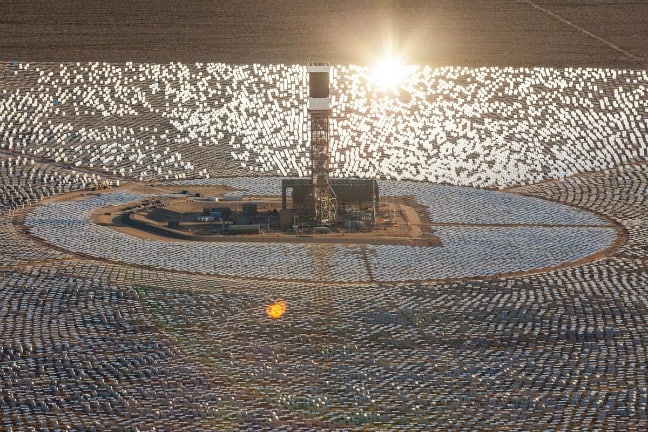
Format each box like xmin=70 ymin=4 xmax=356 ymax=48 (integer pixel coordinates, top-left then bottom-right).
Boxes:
xmin=306 ymin=63 xmax=330 ymax=73
xmin=307 ymin=63 xmax=331 ymax=111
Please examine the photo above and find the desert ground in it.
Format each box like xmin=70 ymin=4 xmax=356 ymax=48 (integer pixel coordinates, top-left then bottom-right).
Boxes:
xmin=1 ymin=1 xmax=647 ymax=430
xmin=2 ymin=0 xmax=647 ymax=68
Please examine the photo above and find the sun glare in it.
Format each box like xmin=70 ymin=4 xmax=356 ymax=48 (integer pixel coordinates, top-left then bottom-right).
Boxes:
xmin=369 ymin=55 xmax=414 ymax=92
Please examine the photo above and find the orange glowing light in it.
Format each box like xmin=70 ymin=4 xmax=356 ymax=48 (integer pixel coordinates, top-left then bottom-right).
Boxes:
xmin=266 ymin=300 xmax=287 ymax=319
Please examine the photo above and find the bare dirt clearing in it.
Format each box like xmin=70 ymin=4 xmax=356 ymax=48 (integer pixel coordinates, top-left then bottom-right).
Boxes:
xmin=2 ymin=0 xmax=646 ymax=67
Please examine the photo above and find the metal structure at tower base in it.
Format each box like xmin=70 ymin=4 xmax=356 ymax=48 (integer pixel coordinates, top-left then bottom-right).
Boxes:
xmin=310 ymin=110 xmax=337 ymax=225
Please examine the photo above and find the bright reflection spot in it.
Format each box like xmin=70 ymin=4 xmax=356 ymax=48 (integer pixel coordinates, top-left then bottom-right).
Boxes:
xmin=369 ymin=55 xmax=415 ymax=92
xmin=266 ymin=299 xmax=287 ymax=319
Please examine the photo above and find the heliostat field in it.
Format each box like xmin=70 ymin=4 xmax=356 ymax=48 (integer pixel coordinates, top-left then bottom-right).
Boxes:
xmin=1 ymin=20 xmax=647 ymax=427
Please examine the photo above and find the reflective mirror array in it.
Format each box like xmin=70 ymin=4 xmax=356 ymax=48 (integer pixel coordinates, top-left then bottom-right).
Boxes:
xmin=0 ymin=61 xmax=647 ymax=430
xmin=1 ymin=63 xmax=646 ymax=186
xmin=25 ymin=179 xmax=616 ymax=282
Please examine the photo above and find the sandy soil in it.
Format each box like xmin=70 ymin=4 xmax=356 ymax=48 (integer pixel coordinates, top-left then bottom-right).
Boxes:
xmin=2 ymin=0 xmax=646 ymax=68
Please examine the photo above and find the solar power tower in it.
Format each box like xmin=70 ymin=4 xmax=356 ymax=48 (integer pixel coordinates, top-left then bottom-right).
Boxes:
xmin=307 ymin=63 xmax=337 ymax=226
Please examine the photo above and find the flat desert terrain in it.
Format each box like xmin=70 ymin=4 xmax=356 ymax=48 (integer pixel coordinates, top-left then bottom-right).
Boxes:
xmin=2 ymin=0 xmax=647 ymax=67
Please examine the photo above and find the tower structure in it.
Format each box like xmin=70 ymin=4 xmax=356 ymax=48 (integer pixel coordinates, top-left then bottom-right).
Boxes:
xmin=307 ymin=63 xmax=337 ymax=225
